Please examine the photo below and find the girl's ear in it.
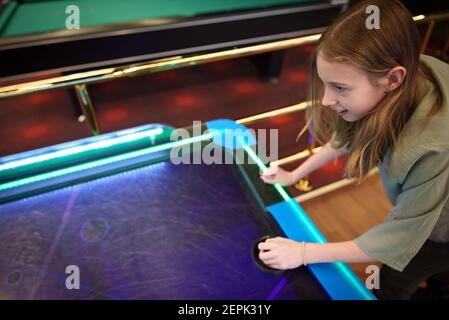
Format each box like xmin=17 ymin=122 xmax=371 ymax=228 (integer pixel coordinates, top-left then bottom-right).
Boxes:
xmin=384 ymin=66 xmax=407 ymax=92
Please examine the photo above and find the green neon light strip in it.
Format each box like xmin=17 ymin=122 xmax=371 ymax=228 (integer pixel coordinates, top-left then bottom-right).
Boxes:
xmin=239 ymin=137 xmax=373 ymax=300
xmin=240 ymin=139 xmax=324 ymax=241
xmin=0 ymin=133 xmax=213 ymax=192
xmin=239 ymin=141 xmax=290 ymax=201
xmin=0 ymin=127 xmax=165 ymax=172
xmin=241 ymin=141 xmax=323 ymax=240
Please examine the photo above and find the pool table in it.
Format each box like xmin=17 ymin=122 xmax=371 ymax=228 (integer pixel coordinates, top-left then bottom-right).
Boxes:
xmin=0 ymin=0 xmax=348 ymax=78
xmin=0 ymin=119 xmax=374 ymax=300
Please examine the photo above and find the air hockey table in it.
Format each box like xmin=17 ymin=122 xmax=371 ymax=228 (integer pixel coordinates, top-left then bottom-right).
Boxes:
xmin=0 ymin=120 xmax=375 ymax=300
xmin=0 ymin=0 xmax=347 ymax=78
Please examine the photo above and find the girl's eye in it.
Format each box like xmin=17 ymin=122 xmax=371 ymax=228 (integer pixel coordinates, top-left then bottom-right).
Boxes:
xmin=334 ymin=85 xmax=346 ymax=92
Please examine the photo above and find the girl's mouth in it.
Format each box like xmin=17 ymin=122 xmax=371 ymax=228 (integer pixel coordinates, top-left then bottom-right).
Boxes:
xmin=338 ymin=109 xmax=348 ymax=115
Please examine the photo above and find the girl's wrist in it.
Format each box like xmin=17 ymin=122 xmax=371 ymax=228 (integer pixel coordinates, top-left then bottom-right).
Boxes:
xmin=301 ymin=241 xmax=308 ymax=266
xmin=299 ymin=242 xmax=328 ymax=265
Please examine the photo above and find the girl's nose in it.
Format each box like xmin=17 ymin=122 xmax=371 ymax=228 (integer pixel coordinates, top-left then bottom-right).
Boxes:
xmin=322 ymin=87 xmax=337 ymax=107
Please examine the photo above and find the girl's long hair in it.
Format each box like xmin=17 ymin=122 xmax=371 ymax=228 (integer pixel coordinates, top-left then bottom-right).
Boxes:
xmin=299 ymin=0 xmax=443 ymax=183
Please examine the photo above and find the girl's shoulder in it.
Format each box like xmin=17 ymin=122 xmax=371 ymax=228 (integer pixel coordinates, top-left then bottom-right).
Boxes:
xmin=386 ymin=55 xmax=449 ymax=183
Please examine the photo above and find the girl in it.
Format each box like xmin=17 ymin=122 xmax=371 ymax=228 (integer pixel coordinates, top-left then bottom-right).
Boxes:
xmin=259 ymin=0 xmax=449 ymax=300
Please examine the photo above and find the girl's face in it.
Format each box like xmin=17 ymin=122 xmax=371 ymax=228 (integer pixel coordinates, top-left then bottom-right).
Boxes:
xmin=316 ymin=52 xmax=392 ymax=122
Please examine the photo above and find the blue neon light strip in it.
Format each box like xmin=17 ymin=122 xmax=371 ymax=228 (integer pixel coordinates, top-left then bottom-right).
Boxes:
xmin=206 ymin=119 xmax=257 ymax=149
xmin=268 ymin=201 xmax=376 ymax=300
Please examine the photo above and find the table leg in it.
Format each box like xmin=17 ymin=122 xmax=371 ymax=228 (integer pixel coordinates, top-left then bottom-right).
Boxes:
xmin=74 ymin=84 xmax=100 ymax=136
xmin=249 ymin=50 xmax=286 ymax=83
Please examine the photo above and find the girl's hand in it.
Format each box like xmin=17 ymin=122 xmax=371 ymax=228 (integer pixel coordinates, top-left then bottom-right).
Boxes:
xmin=260 ymin=165 xmax=296 ymax=186
xmin=258 ymin=237 xmax=304 ymax=270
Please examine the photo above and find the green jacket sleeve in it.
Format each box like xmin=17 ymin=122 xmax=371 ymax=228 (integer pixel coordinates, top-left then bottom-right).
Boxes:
xmin=354 ymin=150 xmax=449 ymax=272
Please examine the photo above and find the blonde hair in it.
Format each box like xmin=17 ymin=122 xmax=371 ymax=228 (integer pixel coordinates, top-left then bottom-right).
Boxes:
xmin=299 ymin=0 xmax=443 ymax=183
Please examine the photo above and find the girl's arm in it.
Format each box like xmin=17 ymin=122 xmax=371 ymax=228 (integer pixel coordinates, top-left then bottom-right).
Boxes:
xmin=290 ymin=142 xmax=349 ymax=182
xmin=305 ymin=241 xmax=374 ymax=264
xmin=261 ymin=142 xmax=349 ymax=186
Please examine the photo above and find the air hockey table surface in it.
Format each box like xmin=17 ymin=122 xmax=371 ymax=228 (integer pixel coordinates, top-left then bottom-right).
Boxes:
xmin=0 ymin=120 xmax=375 ymax=300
